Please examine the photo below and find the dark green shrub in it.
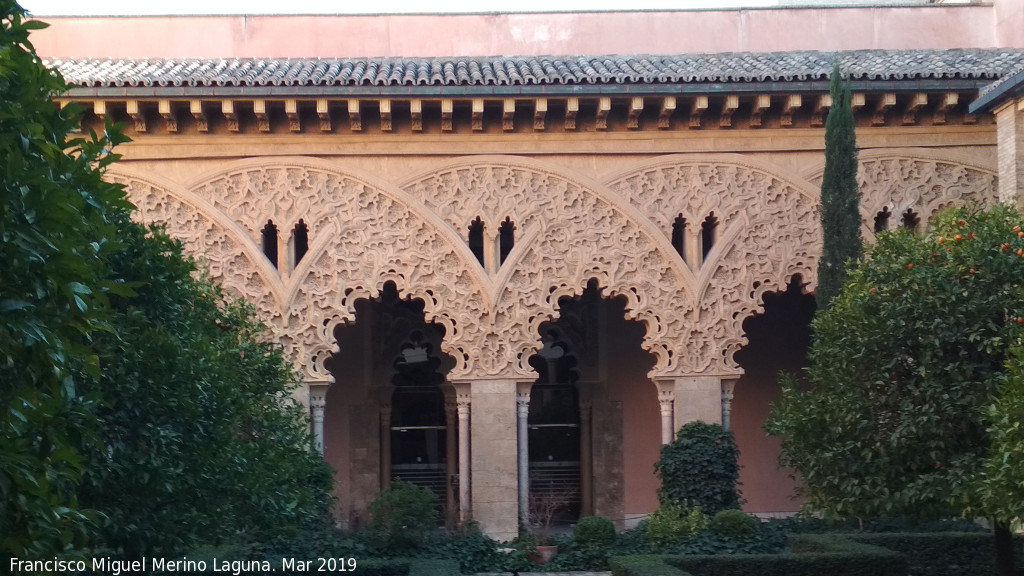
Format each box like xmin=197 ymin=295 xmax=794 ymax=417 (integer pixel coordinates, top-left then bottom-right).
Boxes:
xmin=418 ymin=522 xmax=502 ymax=573
xmin=667 ymin=533 xmax=905 ymax=576
xmin=847 ymin=532 xmax=1024 ymax=576
xmin=709 ymin=509 xmax=756 ymax=537
xmin=366 ymin=480 xmax=439 ymax=553
xmin=655 ymin=421 xmax=740 ymax=515
xmin=575 ymin=515 xmax=617 ymax=547
xmin=647 ymin=502 xmax=707 ymax=547
xmin=609 ymin=555 xmax=693 ymax=576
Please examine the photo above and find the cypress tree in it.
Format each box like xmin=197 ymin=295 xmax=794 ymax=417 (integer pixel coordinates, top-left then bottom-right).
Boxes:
xmin=816 ymin=62 xmax=862 ymax=308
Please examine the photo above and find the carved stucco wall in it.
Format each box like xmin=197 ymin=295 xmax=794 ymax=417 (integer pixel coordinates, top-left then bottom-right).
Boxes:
xmin=108 ymin=151 xmax=997 ymax=384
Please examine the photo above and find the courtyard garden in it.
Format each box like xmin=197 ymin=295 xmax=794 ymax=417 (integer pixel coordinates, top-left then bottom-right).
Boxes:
xmin=4 ymin=2 xmax=1024 ymax=575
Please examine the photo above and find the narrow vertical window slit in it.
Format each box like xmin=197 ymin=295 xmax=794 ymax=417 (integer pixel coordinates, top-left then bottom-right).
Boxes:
xmin=293 ymin=219 xmax=309 ymax=265
xmin=261 ymin=219 xmax=278 ymax=269
xmin=468 ymin=217 xmax=485 ymax=267
xmin=499 ymin=217 xmax=516 ymax=265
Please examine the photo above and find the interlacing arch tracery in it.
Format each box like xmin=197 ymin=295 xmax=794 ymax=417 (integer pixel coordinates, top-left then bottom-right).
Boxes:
xmin=108 ymin=150 xmax=998 ymax=384
xmin=109 ymin=160 xmax=491 ymax=382
xmin=802 ymin=148 xmax=998 ymax=239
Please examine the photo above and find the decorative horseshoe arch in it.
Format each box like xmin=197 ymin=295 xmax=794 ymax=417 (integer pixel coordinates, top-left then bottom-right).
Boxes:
xmin=401 ymin=156 xmax=702 ymax=380
xmin=605 ymin=155 xmax=823 ymax=376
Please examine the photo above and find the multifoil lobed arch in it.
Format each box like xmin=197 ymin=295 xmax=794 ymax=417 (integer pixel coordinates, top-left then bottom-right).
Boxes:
xmin=605 ymin=154 xmax=822 ymax=376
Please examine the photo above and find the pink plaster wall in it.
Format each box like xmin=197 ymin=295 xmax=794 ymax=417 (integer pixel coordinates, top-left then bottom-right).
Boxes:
xmin=31 ymin=4 xmax=1015 ymax=60
xmin=605 ymin=309 xmax=661 ymax=519
xmin=732 ymin=286 xmax=816 ymax=514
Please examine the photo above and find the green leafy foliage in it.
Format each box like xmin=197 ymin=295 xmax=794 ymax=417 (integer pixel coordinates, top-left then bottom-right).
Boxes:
xmin=0 ymin=1 xmax=133 ymax=557
xmin=817 ymin=62 xmax=862 ymax=308
xmin=76 ymin=223 xmax=334 ymax=556
xmin=647 ymin=502 xmax=708 ymax=546
xmin=574 ymin=515 xmax=617 ymax=547
xmin=978 ymin=344 xmax=1024 ymax=525
xmin=366 ymin=479 xmax=439 ymax=553
xmin=655 ymin=421 xmax=741 ymax=515
xmin=708 ymin=509 xmax=756 ymax=538
xmin=768 ymin=204 xmax=1024 ymax=522
xmin=0 ymin=2 xmax=333 ymax=557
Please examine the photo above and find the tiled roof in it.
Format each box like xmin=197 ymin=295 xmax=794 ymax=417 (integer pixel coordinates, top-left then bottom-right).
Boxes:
xmin=49 ymin=49 xmax=1024 ymax=89
xmin=970 ymin=60 xmax=1024 ymax=113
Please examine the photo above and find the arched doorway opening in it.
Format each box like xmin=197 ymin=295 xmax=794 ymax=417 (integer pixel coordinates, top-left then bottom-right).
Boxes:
xmin=733 ymin=276 xmax=815 ymax=516
xmin=529 ymin=280 xmax=657 ymax=528
xmin=528 ymin=327 xmax=582 ymax=525
xmin=323 ymin=281 xmax=456 ymax=529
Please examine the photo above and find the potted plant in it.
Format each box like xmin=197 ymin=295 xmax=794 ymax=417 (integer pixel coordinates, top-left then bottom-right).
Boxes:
xmin=527 ymin=483 xmax=578 ymax=563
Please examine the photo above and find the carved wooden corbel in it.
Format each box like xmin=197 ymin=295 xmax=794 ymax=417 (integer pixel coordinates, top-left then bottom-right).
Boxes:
xmin=565 ymin=97 xmax=579 ymax=130
xmin=191 ymin=100 xmax=208 ymax=132
xmin=533 ymin=98 xmax=547 ymax=131
xmin=689 ymin=95 xmax=708 ymax=129
xmin=410 ymin=99 xmax=423 ymax=132
xmin=126 ymin=100 xmax=146 ymax=132
xmin=720 ymin=95 xmax=738 ymax=128
xmin=596 ymin=97 xmax=611 ymax=130
xmin=659 ymin=96 xmax=676 ymax=129
xmin=380 ymin=99 xmax=393 ymax=132
xmin=933 ymin=92 xmax=957 ymax=126
xmin=811 ymin=94 xmax=831 ymax=127
xmin=347 ymin=99 xmax=361 ymax=132
xmin=158 ymin=99 xmax=177 ymax=133
xmin=627 ymin=97 xmax=643 ymax=129
xmin=781 ymin=94 xmax=801 ymax=127
xmin=750 ymin=95 xmax=770 ymax=128
xmin=902 ymin=93 xmax=927 ymax=125
xmin=873 ymin=93 xmax=896 ymax=126
xmin=221 ymin=100 xmax=239 ymax=132
xmin=285 ymin=99 xmax=301 ymax=132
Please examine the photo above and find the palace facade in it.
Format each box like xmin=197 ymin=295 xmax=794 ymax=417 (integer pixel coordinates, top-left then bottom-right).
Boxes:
xmin=35 ymin=1 xmax=1024 ymax=539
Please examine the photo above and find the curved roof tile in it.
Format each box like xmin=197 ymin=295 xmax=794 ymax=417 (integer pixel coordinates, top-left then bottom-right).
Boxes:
xmin=47 ymin=49 xmax=1024 ymax=90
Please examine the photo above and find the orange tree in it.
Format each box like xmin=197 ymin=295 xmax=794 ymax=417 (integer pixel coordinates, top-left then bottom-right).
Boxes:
xmin=767 ymin=204 xmax=1024 ymax=576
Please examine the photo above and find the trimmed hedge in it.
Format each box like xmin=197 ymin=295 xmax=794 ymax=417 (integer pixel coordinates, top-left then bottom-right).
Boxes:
xmin=609 ymin=534 xmax=905 ymax=576
xmin=847 ymin=532 xmax=1024 ymax=576
xmin=128 ymin=557 xmax=460 ymax=575
xmin=609 ymin=554 xmax=694 ymax=576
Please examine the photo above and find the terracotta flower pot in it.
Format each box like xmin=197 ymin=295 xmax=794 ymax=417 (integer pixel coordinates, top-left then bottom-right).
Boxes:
xmin=528 ymin=544 xmax=559 ymax=564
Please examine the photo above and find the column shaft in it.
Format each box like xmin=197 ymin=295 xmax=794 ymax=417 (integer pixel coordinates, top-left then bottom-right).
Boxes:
xmin=516 ymin=383 xmax=532 ymax=527
xmin=309 ymin=383 xmax=329 ymax=455
xmin=456 ymin=389 xmax=472 ymax=524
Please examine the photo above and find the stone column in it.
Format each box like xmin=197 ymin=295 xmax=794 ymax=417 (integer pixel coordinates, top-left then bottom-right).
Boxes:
xmin=516 ymin=382 xmax=532 ymax=527
xmin=721 ymin=378 xmax=738 ymax=431
xmin=579 ymin=398 xmax=593 ymax=517
xmin=308 ymin=382 xmax=330 ymax=455
xmin=672 ymin=375 xmax=727 ymax=430
xmin=443 ymin=388 xmax=458 ymax=530
xmin=458 ymin=378 xmax=519 ymax=541
xmin=379 ymin=403 xmax=392 ymax=489
xmin=656 ymin=380 xmax=676 ymax=445
xmin=453 ymin=382 xmax=472 ymax=524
